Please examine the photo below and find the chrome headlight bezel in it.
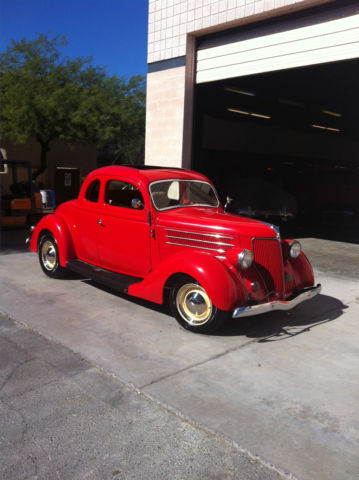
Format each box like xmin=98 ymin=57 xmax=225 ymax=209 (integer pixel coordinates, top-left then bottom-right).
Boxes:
xmin=238 ymin=249 xmax=254 ymax=270
xmin=289 ymin=240 xmax=301 ymax=259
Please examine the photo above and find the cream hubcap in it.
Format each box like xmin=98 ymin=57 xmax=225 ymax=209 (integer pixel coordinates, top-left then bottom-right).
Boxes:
xmin=41 ymin=240 xmax=57 ymax=271
xmin=176 ymin=283 xmax=213 ymax=326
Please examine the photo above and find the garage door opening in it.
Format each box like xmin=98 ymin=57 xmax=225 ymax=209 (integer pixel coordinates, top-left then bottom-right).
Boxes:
xmin=192 ymin=58 xmax=359 ymax=242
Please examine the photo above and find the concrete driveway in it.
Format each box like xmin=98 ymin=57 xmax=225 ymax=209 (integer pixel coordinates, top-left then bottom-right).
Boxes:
xmin=0 ymin=236 xmax=358 ymax=480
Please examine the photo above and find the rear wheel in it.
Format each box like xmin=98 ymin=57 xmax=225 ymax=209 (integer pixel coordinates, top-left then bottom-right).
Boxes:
xmin=38 ymin=232 xmax=67 ymax=278
xmin=169 ymin=277 xmax=228 ymax=334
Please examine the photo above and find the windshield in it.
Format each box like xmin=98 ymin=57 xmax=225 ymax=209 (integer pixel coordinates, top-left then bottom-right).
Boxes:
xmin=149 ymin=180 xmax=219 ymax=211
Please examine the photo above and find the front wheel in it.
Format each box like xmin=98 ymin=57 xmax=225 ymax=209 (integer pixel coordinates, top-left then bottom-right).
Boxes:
xmin=169 ymin=277 xmax=228 ymax=334
xmin=38 ymin=232 xmax=67 ymax=278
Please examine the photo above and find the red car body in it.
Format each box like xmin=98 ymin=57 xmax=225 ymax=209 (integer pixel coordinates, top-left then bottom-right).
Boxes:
xmin=30 ymin=165 xmax=320 ymax=333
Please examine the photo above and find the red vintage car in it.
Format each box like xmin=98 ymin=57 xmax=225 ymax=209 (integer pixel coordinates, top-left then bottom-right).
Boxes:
xmin=29 ymin=165 xmax=321 ymax=333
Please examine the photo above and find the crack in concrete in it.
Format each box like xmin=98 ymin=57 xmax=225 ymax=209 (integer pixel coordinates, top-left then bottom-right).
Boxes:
xmin=139 ymin=337 xmax=261 ymax=389
xmin=140 ymin=299 xmax=347 ymax=389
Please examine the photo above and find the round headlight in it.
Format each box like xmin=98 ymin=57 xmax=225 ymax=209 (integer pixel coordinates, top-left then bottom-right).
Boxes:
xmin=238 ymin=249 xmax=254 ymax=270
xmin=289 ymin=241 xmax=301 ymax=259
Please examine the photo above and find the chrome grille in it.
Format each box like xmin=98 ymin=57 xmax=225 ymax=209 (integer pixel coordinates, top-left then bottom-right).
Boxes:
xmin=253 ymin=238 xmax=284 ymax=299
xmin=165 ymin=229 xmax=235 ymax=253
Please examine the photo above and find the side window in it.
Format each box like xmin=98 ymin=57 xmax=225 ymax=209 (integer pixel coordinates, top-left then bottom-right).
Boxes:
xmin=85 ymin=180 xmax=100 ymax=203
xmin=105 ymin=180 xmax=144 ymax=209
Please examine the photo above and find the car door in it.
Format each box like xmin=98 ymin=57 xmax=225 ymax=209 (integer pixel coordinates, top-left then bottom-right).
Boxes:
xmin=70 ymin=178 xmax=101 ymax=265
xmin=97 ymin=178 xmax=151 ymax=277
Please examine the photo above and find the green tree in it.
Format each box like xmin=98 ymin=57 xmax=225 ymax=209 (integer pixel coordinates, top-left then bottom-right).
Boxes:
xmin=0 ymin=34 xmax=145 ymax=179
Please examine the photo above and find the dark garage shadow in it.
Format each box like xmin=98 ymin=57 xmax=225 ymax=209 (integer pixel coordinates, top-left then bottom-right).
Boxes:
xmin=280 ymin=223 xmax=359 ymax=245
xmin=0 ymin=228 xmax=29 ymax=254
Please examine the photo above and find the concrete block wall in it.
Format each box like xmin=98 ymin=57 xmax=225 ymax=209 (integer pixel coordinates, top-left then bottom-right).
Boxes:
xmin=148 ymin=0 xmax=307 ymax=63
xmin=145 ymin=66 xmax=186 ymax=167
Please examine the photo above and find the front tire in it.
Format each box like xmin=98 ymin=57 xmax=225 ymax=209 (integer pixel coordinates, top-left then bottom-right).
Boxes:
xmin=169 ymin=277 xmax=228 ymax=334
xmin=38 ymin=232 xmax=67 ymax=278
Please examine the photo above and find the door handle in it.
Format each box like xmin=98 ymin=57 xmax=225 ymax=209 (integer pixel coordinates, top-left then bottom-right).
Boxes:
xmin=97 ymin=219 xmax=104 ymax=226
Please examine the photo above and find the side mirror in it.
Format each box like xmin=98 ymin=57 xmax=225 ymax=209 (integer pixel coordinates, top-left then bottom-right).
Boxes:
xmin=224 ymin=196 xmax=233 ymax=212
xmin=131 ymin=198 xmax=144 ymax=210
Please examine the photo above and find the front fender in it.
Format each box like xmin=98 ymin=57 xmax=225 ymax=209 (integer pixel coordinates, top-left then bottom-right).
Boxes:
xmin=282 ymin=240 xmax=315 ymax=290
xmin=286 ymin=251 xmax=315 ymax=290
xmin=30 ymin=214 xmax=76 ymax=267
xmin=128 ymin=250 xmax=247 ymax=311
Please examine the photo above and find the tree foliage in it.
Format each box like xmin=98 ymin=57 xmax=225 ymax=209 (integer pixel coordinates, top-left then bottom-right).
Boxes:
xmin=0 ymin=34 xmax=145 ymax=178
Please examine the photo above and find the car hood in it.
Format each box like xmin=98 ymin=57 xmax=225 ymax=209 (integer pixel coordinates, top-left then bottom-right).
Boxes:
xmin=156 ymin=207 xmax=278 ymax=238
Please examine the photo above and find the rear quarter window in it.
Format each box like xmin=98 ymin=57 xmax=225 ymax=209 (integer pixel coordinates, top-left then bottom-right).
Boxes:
xmin=85 ymin=180 xmax=100 ymax=203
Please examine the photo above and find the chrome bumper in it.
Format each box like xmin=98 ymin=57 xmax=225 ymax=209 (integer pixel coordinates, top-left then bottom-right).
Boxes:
xmin=232 ymin=284 xmax=322 ymax=319
xmin=25 ymin=225 xmax=36 ymax=246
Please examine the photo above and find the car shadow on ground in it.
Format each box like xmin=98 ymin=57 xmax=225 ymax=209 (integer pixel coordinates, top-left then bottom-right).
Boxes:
xmin=217 ymin=294 xmax=347 ymax=340
xmin=81 ymin=278 xmax=346 ymax=341
xmin=82 ymin=279 xmax=171 ymax=316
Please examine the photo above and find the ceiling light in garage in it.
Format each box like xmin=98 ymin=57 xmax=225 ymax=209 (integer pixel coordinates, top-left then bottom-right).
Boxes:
xmin=312 ymin=124 xmax=341 ymax=132
xmin=251 ymin=112 xmax=271 ymax=119
xmin=278 ymin=98 xmax=304 ymax=108
xmin=228 ymin=108 xmax=271 ymax=119
xmin=322 ymin=109 xmax=342 ymax=117
xmin=228 ymin=108 xmax=250 ymax=115
xmin=224 ymin=87 xmax=256 ymax=96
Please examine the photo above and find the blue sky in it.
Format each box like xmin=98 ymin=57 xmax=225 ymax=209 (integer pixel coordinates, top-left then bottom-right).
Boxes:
xmin=0 ymin=0 xmax=149 ymax=78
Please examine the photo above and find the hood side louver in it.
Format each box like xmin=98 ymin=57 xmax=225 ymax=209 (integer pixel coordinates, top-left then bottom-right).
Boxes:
xmin=165 ymin=229 xmax=235 ymax=254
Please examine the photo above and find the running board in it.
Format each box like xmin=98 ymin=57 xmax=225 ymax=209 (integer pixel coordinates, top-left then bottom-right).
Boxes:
xmin=66 ymin=259 xmax=142 ymax=294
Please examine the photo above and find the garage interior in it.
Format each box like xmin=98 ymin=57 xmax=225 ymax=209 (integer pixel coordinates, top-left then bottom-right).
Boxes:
xmin=193 ymin=57 xmax=359 ymax=243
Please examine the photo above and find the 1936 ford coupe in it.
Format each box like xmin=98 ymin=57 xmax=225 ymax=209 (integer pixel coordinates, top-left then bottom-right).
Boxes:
xmin=29 ymin=165 xmax=321 ymax=333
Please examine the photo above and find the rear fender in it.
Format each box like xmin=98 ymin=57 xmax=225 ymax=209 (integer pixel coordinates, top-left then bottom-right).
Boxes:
xmin=30 ymin=214 xmax=76 ymax=267
xmin=128 ymin=251 xmax=247 ymax=311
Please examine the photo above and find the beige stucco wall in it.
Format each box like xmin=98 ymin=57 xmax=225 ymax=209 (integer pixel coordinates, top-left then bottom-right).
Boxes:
xmin=145 ymin=66 xmax=186 ymax=167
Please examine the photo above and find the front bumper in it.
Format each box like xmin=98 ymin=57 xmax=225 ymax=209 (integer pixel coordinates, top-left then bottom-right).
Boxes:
xmin=232 ymin=284 xmax=322 ymax=319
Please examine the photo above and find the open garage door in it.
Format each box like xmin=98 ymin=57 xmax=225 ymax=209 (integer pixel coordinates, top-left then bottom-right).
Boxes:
xmin=192 ymin=3 xmax=359 ymax=241
xmin=193 ymin=61 xmax=359 ymax=241
xmin=196 ymin=13 xmax=359 ymax=84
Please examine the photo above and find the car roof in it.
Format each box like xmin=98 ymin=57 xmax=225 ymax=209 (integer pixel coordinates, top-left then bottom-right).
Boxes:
xmin=86 ymin=165 xmax=210 ymax=185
